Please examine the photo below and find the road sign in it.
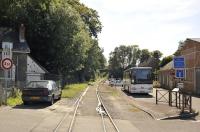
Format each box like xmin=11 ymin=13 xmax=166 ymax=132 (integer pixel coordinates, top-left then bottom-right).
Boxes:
xmin=175 ymin=69 xmax=185 ymax=78
xmin=174 ymin=57 xmax=185 ymax=68
xmin=1 ymin=58 xmax=13 ymax=70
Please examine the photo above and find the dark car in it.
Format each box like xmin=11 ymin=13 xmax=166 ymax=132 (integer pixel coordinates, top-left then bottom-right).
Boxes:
xmin=22 ymin=80 xmax=62 ymax=105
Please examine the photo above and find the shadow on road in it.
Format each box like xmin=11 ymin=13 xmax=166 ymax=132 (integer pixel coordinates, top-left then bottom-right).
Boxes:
xmin=13 ymin=102 xmax=53 ymax=109
xmin=123 ymin=90 xmax=153 ymax=98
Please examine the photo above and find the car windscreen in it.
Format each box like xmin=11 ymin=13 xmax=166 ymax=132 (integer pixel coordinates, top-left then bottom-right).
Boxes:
xmin=26 ymin=81 xmax=48 ymax=88
xmin=132 ymin=69 xmax=152 ymax=84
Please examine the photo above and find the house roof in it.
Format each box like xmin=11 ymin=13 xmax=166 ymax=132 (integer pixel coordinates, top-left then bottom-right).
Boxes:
xmin=0 ymin=27 xmax=30 ymax=53
xmin=159 ymin=61 xmax=173 ymax=71
xmin=188 ymin=38 xmax=200 ymax=43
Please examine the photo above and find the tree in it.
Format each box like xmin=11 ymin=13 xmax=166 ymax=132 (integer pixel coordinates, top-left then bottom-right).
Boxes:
xmin=160 ymin=55 xmax=173 ymax=67
xmin=174 ymin=41 xmax=184 ymax=56
xmin=152 ymin=50 xmax=162 ymax=59
xmin=108 ymin=45 xmax=141 ymax=78
xmin=83 ymin=39 xmax=106 ymax=81
xmin=67 ymin=0 xmax=102 ymax=38
xmin=0 ymin=0 xmax=105 ymax=82
xmin=126 ymin=45 xmax=140 ymax=68
xmin=139 ymin=49 xmax=151 ymax=63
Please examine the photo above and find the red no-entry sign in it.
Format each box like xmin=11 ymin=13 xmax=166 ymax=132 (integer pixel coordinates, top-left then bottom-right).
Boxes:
xmin=1 ymin=58 xmax=13 ymax=70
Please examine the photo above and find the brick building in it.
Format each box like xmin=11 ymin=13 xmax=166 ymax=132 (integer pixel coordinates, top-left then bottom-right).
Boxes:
xmin=158 ymin=38 xmax=200 ymax=95
xmin=179 ymin=38 xmax=200 ymax=95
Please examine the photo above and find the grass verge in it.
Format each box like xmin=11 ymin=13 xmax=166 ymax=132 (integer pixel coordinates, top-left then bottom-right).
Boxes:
xmin=61 ymin=83 xmax=88 ymax=98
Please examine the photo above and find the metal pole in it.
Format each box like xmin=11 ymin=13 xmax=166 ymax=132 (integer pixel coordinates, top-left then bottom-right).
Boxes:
xmin=178 ymin=93 xmax=181 ymax=109
xmin=156 ymin=88 xmax=158 ymax=104
xmin=189 ymin=95 xmax=192 ymax=113
xmin=181 ymin=94 xmax=185 ymax=113
xmin=169 ymin=90 xmax=171 ymax=106
xmin=176 ymin=92 xmax=177 ymax=107
xmin=4 ymin=70 xmax=8 ymax=105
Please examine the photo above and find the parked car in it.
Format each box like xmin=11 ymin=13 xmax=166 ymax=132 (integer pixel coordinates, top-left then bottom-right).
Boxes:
xmin=109 ymin=78 xmax=123 ymax=87
xmin=109 ymin=78 xmax=116 ymax=86
xmin=115 ymin=79 xmax=123 ymax=87
xmin=22 ymin=80 xmax=62 ymax=105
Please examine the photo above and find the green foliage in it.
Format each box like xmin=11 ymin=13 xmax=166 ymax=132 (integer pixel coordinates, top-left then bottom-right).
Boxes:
xmin=139 ymin=49 xmax=151 ymax=63
xmin=67 ymin=0 xmax=102 ymax=38
xmin=61 ymin=83 xmax=88 ymax=98
xmin=7 ymin=89 xmax=23 ymax=106
xmin=0 ymin=0 xmax=105 ymax=82
xmin=108 ymin=45 xmax=141 ymax=78
xmin=108 ymin=45 xmax=163 ymax=78
xmin=160 ymin=55 xmax=173 ymax=67
xmin=152 ymin=50 xmax=163 ymax=59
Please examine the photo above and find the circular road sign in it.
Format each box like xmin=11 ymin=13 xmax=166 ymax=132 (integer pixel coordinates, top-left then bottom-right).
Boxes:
xmin=1 ymin=58 xmax=13 ymax=70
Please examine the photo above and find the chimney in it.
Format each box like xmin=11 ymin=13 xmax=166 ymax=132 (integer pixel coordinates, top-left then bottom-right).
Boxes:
xmin=19 ymin=24 xmax=25 ymax=43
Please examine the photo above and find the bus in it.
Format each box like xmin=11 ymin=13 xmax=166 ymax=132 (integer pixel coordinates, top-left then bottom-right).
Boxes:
xmin=123 ymin=67 xmax=153 ymax=93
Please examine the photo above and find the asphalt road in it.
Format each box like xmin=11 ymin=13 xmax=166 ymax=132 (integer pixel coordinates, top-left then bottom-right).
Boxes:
xmin=0 ymin=82 xmax=200 ymax=132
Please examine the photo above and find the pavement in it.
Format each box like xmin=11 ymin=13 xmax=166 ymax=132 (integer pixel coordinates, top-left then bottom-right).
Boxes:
xmin=114 ymin=86 xmax=200 ymax=120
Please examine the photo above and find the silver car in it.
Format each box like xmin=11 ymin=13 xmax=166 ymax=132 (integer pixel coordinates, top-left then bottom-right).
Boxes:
xmin=22 ymin=80 xmax=62 ymax=105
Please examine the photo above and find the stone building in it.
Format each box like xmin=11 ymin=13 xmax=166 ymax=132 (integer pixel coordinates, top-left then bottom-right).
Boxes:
xmin=0 ymin=25 xmax=48 ymax=88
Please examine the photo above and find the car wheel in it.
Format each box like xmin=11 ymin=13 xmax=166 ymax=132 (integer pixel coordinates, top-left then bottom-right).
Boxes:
xmin=49 ymin=96 xmax=54 ymax=105
xmin=58 ymin=94 xmax=61 ymax=100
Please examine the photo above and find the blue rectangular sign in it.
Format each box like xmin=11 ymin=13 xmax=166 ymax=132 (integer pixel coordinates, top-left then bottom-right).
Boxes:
xmin=174 ymin=57 xmax=185 ymax=68
xmin=175 ymin=69 xmax=185 ymax=78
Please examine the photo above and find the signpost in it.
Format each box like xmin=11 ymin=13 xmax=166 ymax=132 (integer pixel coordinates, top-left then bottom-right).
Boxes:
xmin=173 ymin=56 xmax=192 ymax=113
xmin=1 ymin=58 xmax=13 ymax=70
xmin=175 ymin=69 xmax=185 ymax=79
xmin=173 ymin=57 xmax=185 ymax=68
xmin=1 ymin=42 xmax=13 ymax=104
xmin=173 ymin=57 xmax=185 ymax=79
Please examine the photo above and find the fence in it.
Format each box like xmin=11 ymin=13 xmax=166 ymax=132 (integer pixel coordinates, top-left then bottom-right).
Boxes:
xmin=156 ymin=88 xmax=192 ymax=113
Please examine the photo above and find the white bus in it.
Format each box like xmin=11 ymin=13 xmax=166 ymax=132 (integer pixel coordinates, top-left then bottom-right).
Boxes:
xmin=123 ymin=67 xmax=153 ymax=93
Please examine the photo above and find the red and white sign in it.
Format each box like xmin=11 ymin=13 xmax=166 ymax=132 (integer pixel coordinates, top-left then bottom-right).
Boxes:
xmin=1 ymin=58 xmax=13 ymax=70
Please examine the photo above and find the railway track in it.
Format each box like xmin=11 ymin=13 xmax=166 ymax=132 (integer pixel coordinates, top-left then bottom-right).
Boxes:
xmin=29 ymin=87 xmax=90 ymax=132
xmin=96 ymin=84 xmax=120 ymax=132
xmin=67 ymin=81 xmax=120 ymax=132
xmin=67 ymin=86 xmax=90 ymax=132
xmin=31 ymin=81 xmax=120 ymax=132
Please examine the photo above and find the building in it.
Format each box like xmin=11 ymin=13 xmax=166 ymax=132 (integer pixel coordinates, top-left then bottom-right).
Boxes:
xmin=0 ymin=25 xmax=48 ymax=88
xmin=27 ymin=55 xmax=49 ymax=83
xmin=158 ymin=61 xmax=176 ymax=90
xmin=179 ymin=38 xmax=200 ymax=95
xmin=158 ymin=38 xmax=200 ymax=95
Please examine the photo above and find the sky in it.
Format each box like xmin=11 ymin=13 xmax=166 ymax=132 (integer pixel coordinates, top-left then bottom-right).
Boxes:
xmin=80 ymin=0 xmax=200 ymax=60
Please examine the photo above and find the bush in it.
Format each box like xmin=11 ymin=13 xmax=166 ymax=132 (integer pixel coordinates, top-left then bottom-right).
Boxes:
xmin=153 ymin=81 xmax=161 ymax=88
xmin=7 ymin=88 xmax=23 ymax=106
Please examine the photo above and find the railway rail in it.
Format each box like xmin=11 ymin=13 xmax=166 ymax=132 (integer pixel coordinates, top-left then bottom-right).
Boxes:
xmin=67 ymin=81 xmax=120 ymax=132
xmin=31 ymin=81 xmax=120 ymax=132
xmin=96 ymin=84 xmax=120 ymax=132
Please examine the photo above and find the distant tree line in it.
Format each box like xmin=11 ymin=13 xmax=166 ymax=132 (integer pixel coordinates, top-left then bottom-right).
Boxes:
xmin=108 ymin=45 xmax=163 ymax=78
xmin=0 ymin=0 xmax=106 ymax=83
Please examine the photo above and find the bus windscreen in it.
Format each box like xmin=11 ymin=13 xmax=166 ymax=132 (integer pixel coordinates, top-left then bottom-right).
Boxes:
xmin=132 ymin=69 xmax=152 ymax=84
